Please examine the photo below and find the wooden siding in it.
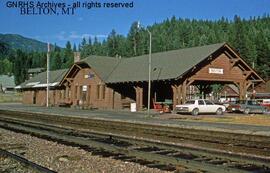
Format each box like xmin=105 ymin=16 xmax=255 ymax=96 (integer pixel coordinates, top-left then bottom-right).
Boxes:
xmin=64 ymin=67 xmax=124 ymax=109
xmin=190 ymin=53 xmax=246 ymax=83
xmin=22 ymin=89 xmax=64 ymax=106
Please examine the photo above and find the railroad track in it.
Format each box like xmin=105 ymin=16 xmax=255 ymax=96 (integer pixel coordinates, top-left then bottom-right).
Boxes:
xmin=0 ymin=109 xmax=270 ymax=157
xmin=0 ymin=148 xmax=56 ymax=173
xmin=0 ymin=110 xmax=270 ymax=172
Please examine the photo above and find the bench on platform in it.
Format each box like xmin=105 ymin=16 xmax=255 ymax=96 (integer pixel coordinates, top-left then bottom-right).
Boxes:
xmin=58 ymin=101 xmax=72 ymax=107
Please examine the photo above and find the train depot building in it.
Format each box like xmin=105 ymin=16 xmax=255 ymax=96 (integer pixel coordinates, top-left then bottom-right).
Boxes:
xmin=18 ymin=43 xmax=265 ymax=110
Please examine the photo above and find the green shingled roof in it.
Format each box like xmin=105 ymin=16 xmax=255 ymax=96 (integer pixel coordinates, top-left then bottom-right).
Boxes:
xmin=81 ymin=43 xmax=225 ymax=83
xmin=80 ymin=56 xmax=121 ymax=81
xmin=19 ymin=69 xmax=68 ymax=89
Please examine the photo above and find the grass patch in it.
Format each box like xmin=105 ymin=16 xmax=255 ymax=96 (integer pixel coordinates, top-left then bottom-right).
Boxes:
xmin=193 ymin=114 xmax=270 ymax=126
xmin=166 ymin=113 xmax=270 ymax=126
xmin=0 ymin=92 xmax=22 ymax=103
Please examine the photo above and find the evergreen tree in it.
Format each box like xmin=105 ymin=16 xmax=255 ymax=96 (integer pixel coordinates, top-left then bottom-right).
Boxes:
xmin=51 ymin=44 xmax=62 ymax=70
xmin=127 ymin=22 xmax=140 ymax=56
xmin=81 ymin=37 xmax=87 ymax=47
xmin=14 ymin=50 xmax=28 ymax=85
xmin=80 ymin=37 xmax=92 ymax=58
xmin=88 ymin=37 xmax=92 ymax=45
xmin=78 ymin=43 xmax=81 ymax=51
xmin=3 ymin=15 xmax=270 ymax=82
xmin=62 ymin=41 xmax=74 ymax=68
xmin=255 ymin=31 xmax=270 ymax=79
xmin=232 ymin=15 xmax=247 ymax=56
xmin=107 ymin=29 xmax=122 ymax=57
xmin=73 ymin=44 xmax=77 ymax=52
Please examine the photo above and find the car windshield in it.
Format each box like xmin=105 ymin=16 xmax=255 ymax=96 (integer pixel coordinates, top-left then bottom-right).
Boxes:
xmin=185 ymin=100 xmax=195 ymax=104
xmin=235 ymin=100 xmax=246 ymax=104
xmin=247 ymin=100 xmax=259 ymax=105
xmin=205 ymin=100 xmax=214 ymax=105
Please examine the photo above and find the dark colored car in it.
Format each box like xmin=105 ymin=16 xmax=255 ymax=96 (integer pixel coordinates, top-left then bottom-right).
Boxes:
xmin=228 ymin=100 xmax=268 ymax=114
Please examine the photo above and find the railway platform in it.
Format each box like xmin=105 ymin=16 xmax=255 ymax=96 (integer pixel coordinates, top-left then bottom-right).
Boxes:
xmin=0 ymin=103 xmax=269 ymax=136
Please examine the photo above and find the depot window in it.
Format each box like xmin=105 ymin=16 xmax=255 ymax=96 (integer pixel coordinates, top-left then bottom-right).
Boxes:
xmin=101 ymin=85 xmax=105 ymax=99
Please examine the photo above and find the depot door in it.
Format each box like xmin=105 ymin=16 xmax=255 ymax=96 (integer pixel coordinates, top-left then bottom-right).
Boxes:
xmin=33 ymin=91 xmax=36 ymax=104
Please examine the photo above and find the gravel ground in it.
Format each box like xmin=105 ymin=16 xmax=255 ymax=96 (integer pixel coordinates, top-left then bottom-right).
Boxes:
xmin=0 ymin=128 xmax=172 ymax=173
xmin=0 ymin=156 xmax=37 ymax=173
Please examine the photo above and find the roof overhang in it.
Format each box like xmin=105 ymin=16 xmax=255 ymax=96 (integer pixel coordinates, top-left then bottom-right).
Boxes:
xmin=175 ymin=43 xmax=264 ymax=84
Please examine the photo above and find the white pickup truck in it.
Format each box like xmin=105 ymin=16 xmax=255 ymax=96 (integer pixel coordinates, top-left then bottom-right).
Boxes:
xmin=175 ymin=99 xmax=226 ymax=116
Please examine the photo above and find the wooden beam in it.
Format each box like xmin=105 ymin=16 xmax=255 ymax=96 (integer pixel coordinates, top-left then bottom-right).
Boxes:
xmin=246 ymin=81 xmax=253 ymax=90
xmin=182 ymin=80 xmax=187 ymax=104
xmin=189 ymin=77 xmax=234 ymax=82
xmin=177 ymin=85 xmax=182 ymax=105
xmin=226 ymin=50 xmax=252 ymax=72
xmin=171 ymin=85 xmax=177 ymax=109
xmin=225 ymin=50 xmax=237 ymax=59
xmin=243 ymin=70 xmax=252 ymax=76
xmin=59 ymin=64 xmax=76 ymax=86
xmin=134 ymin=85 xmax=143 ymax=111
xmin=243 ymin=71 xmax=252 ymax=80
xmin=224 ymin=44 xmax=265 ymax=82
xmin=228 ymin=59 xmax=239 ymax=69
xmin=250 ymin=79 xmax=264 ymax=82
xmin=66 ymin=78 xmax=74 ymax=84
xmin=238 ymin=81 xmax=249 ymax=100
xmin=186 ymin=79 xmax=195 ymax=87
xmin=74 ymin=64 xmax=82 ymax=69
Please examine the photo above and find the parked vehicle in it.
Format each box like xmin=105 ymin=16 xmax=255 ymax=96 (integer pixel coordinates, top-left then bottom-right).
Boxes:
xmin=256 ymin=99 xmax=270 ymax=110
xmin=175 ymin=99 xmax=226 ymax=116
xmin=227 ymin=100 xmax=268 ymax=114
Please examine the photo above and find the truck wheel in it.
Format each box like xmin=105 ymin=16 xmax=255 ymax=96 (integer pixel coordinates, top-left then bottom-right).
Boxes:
xmin=244 ymin=108 xmax=250 ymax=114
xmin=192 ymin=108 xmax=199 ymax=116
xmin=216 ymin=108 xmax=223 ymax=115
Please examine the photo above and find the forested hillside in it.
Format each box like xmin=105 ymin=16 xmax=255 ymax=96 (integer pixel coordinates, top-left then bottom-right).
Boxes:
xmin=79 ymin=15 xmax=270 ymax=80
xmin=0 ymin=34 xmax=49 ymax=52
xmin=0 ymin=15 xmax=269 ymax=85
xmin=0 ymin=41 xmax=73 ymax=85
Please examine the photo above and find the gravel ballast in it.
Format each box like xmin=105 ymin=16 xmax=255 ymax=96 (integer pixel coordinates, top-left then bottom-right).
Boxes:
xmin=0 ymin=128 xmax=171 ymax=173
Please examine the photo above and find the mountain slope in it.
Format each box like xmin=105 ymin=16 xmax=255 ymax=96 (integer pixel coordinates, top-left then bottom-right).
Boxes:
xmin=0 ymin=34 xmax=48 ymax=52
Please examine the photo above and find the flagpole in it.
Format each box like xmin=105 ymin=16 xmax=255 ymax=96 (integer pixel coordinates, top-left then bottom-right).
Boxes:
xmin=46 ymin=43 xmax=50 ymax=107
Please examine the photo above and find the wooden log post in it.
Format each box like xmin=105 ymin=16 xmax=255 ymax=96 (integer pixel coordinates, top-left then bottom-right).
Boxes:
xmin=172 ymin=84 xmax=184 ymax=109
xmin=239 ymin=81 xmax=247 ymax=100
xmin=182 ymin=80 xmax=187 ymax=104
xmin=177 ymin=85 xmax=182 ymax=104
xmin=134 ymin=86 xmax=143 ymax=111
xmin=105 ymin=87 xmax=114 ymax=109
xmin=171 ymin=85 xmax=177 ymax=109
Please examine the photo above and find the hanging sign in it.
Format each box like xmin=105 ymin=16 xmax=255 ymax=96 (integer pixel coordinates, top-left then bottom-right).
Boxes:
xmin=88 ymin=73 xmax=95 ymax=79
xmin=209 ymin=68 xmax=224 ymax=74
xmin=84 ymin=72 xmax=95 ymax=79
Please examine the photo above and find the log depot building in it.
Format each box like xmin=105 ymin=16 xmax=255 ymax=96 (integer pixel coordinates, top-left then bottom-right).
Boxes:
xmin=19 ymin=43 xmax=265 ymax=110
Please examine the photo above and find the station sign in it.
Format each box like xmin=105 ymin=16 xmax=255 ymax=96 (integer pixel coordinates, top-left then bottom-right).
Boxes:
xmin=82 ymin=85 xmax=87 ymax=91
xmin=209 ymin=68 xmax=224 ymax=74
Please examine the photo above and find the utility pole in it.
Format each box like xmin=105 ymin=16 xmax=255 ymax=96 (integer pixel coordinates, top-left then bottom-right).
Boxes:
xmin=137 ymin=21 xmax=152 ymax=116
xmin=46 ymin=43 xmax=50 ymax=107
xmin=147 ymin=31 xmax=152 ymax=116
xmin=252 ymin=61 xmax=255 ymax=98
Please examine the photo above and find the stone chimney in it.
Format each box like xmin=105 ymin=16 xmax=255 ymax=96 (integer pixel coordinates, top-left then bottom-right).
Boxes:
xmin=74 ymin=52 xmax=81 ymax=63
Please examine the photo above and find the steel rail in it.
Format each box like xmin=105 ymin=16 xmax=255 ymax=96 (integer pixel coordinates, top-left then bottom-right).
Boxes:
xmin=1 ymin=116 xmax=269 ymax=164
xmin=0 ymin=116 xmax=269 ymax=173
xmin=0 ymin=148 xmax=57 ymax=173
xmin=0 ymin=110 xmax=270 ymax=155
